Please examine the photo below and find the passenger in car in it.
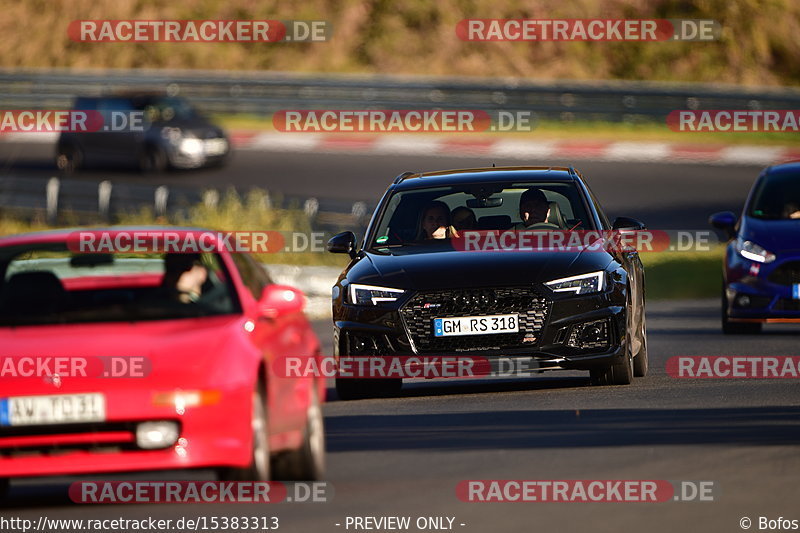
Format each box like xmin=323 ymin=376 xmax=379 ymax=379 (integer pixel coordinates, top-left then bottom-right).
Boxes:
xmin=513 ymin=188 xmax=559 ymax=230
xmin=783 ymin=202 xmax=800 ymax=220
xmin=451 ymin=206 xmax=477 ymax=237
xmin=417 ymin=201 xmax=453 ymax=240
xmin=161 ymin=253 xmax=208 ymax=303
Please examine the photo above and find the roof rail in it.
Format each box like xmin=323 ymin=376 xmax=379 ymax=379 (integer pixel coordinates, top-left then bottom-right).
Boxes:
xmin=567 ymin=166 xmax=578 ymax=179
xmin=393 ymin=171 xmax=417 ymax=184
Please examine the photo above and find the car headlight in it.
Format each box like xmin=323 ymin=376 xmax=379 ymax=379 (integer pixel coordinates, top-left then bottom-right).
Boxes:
xmin=736 ymin=238 xmax=776 ymax=263
xmin=349 ymin=284 xmax=405 ymax=306
xmin=179 ymin=137 xmax=204 ymax=156
xmin=544 ymin=271 xmax=606 ymax=295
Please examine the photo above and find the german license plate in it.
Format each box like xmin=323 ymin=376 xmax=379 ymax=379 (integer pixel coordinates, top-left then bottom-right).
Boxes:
xmin=0 ymin=393 xmax=106 ymax=426
xmin=434 ymin=314 xmax=519 ymax=337
xmin=204 ymin=138 xmax=228 ymax=156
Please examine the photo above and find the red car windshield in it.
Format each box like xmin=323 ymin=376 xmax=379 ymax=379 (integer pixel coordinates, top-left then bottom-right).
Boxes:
xmin=0 ymin=246 xmax=241 ymax=326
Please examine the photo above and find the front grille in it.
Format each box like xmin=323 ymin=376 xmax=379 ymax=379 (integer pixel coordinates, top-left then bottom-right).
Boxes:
xmin=400 ymin=287 xmax=549 ymax=352
xmin=769 ymin=261 xmax=800 ymax=286
xmin=0 ymin=422 xmax=139 ymax=456
xmin=775 ymin=298 xmax=800 ymax=311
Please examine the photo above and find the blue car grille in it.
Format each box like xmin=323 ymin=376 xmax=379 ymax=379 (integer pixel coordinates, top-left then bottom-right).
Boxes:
xmin=769 ymin=261 xmax=800 ymax=286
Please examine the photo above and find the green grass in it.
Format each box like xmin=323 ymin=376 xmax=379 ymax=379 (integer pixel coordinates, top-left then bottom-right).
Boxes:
xmin=4 ymin=0 xmax=800 ymax=87
xmin=641 ymin=247 xmax=724 ymax=300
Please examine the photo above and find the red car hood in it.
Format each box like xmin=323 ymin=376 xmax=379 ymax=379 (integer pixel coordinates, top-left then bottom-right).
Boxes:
xmin=0 ymin=315 xmax=247 ymax=396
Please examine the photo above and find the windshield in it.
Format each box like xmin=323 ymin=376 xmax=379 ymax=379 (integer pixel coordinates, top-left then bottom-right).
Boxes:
xmin=0 ymin=245 xmax=240 ymax=326
xmin=368 ymin=182 xmax=594 ymax=248
xmin=139 ymin=97 xmax=200 ymax=122
xmin=748 ymin=172 xmax=800 ymax=220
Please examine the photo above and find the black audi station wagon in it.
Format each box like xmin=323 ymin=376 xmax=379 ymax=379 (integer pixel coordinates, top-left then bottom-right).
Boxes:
xmin=328 ymin=166 xmax=648 ymax=399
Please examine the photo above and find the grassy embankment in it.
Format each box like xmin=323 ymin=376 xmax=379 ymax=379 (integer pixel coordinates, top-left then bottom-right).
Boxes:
xmin=4 ymin=0 xmax=799 ymax=87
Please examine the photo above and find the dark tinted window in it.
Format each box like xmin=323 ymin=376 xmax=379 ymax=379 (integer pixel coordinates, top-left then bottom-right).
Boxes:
xmin=138 ymin=97 xmax=199 ymax=122
xmin=74 ymin=97 xmax=98 ymax=110
xmin=748 ymin=172 xmax=800 ymax=220
xmin=0 ymin=246 xmax=240 ymax=326
xmin=370 ymin=181 xmax=594 ymax=247
xmin=95 ymin=98 xmax=135 ymax=113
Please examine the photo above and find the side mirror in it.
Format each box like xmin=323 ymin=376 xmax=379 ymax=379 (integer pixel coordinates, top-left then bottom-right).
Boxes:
xmin=709 ymin=211 xmax=737 ymax=239
xmin=327 ymin=231 xmax=357 ymax=258
xmin=258 ymin=284 xmax=304 ymax=318
xmin=612 ymin=217 xmax=646 ymax=231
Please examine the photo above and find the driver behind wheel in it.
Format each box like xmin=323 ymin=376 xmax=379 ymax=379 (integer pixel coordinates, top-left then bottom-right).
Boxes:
xmin=162 ymin=253 xmax=208 ymax=303
xmin=513 ymin=188 xmax=558 ymax=230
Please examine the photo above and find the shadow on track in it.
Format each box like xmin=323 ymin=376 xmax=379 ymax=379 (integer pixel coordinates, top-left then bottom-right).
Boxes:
xmin=0 ymin=470 xmax=215 ymax=510
xmin=324 ymin=405 xmax=800 ymax=452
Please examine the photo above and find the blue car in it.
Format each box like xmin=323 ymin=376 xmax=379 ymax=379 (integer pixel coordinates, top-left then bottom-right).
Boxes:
xmin=710 ymin=161 xmax=800 ymax=334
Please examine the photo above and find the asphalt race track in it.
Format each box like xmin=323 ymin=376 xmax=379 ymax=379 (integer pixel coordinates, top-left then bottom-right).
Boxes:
xmin=1 ymin=144 xmax=798 ymax=532
xmin=3 ymin=301 xmax=799 ymax=532
xmin=0 ymin=141 xmax=767 ymax=229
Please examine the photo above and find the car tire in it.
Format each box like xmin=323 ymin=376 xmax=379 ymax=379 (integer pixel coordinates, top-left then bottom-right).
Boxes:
xmin=139 ymin=145 xmax=168 ymax=174
xmin=721 ymin=285 xmax=763 ymax=334
xmin=335 ymin=376 xmax=402 ymax=400
xmin=218 ymin=383 xmax=270 ymax=481
xmin=591 ymin=294 xmax=635 ymax=386
xmin=272 ymin=385 xmax=326 ymax=481
xmin=633 ymin=297 xmax=649 ymax=377
xmin=56 ymin=144 xmax=82 ymax=174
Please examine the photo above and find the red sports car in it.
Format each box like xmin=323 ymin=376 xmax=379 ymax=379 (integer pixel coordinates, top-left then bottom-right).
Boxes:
xmin=0 ymin=228 xmax=326 ymax=497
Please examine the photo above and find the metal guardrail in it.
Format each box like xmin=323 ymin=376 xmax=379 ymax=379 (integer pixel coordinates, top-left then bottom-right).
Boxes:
xmin=0 ymin=174 xmax=372 ymax=232
xmin=1 ymin=69 xmax=799 ymax=229
xmin=1 ymin=68 xmax=799 ymax=122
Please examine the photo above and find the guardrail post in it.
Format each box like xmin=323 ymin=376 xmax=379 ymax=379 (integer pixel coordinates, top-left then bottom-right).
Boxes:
xmin=98 ymin=180 xmax=112 ymax=221
xmin=46 ymin=177 xmax=59 ymax=225
xmin=351 ymin=201 xmax=368 ymax=225
xmin=155 ymin=186 xmax=169 ymax=219
xmin=304 ymin=197 xmax=319 ymax=220
xmin=203 ymin=189 xmax=219 ymax=210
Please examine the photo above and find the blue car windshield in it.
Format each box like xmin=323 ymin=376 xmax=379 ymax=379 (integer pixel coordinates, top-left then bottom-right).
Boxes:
xmin=748 ymin=173 xmax=800 ymax=220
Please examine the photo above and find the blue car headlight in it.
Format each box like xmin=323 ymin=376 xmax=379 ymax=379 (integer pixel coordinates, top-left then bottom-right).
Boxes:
xmin=735 ymin=238 xmax=776 ymax=263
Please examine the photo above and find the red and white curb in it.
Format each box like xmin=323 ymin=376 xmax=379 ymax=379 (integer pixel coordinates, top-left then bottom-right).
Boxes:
xmin=4 ymin=131 xmax=797 ymax=166
xmin=232 ymin=132 xmax=799 ymax=166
